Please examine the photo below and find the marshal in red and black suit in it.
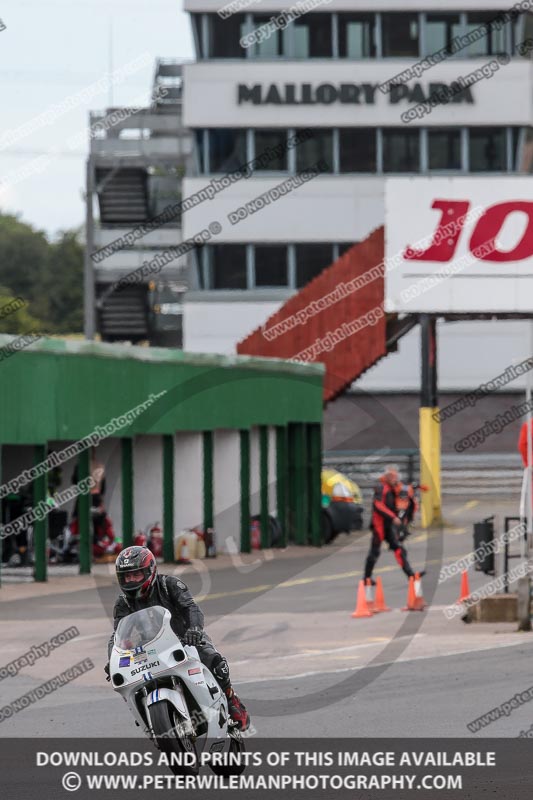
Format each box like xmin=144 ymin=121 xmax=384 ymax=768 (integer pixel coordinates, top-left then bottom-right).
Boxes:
xmin=364 ymin=467 xmax=416 ymax=582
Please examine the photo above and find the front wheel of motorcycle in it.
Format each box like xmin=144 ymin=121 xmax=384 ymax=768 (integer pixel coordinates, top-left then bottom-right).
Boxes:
xmin=208 ymin=729 xmax=246 ymax=777
xmin=149 ymin=700 xmax=199 ymax=776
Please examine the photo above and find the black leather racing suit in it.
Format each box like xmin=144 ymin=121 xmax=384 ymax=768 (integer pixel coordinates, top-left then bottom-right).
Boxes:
xmin=107 ymin=574 xmax=231 ymax=690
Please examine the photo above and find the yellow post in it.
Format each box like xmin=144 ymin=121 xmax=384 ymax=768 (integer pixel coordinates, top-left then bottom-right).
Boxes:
xmin=419 ymin=407 xmax=442 ymax=528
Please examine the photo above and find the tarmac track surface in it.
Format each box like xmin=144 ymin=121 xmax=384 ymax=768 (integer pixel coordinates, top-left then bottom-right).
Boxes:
xmin=0 ymin=497 xmax=531 ymax=738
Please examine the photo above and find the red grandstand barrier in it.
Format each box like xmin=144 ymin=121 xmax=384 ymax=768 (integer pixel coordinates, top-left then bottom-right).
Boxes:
xmin=237 ymin=227 xmax=387 ymax=403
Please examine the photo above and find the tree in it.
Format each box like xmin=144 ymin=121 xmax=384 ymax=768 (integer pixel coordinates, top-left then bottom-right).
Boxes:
xmin=0 ymin=213 xmax=84 ymax=334
xmin=45 ymin=230 xmax=84 ymax=333
xmin=0 ymin=289 xmax=43 ymax=334
xmin=0 ymin=213 xmax=49 ymax=322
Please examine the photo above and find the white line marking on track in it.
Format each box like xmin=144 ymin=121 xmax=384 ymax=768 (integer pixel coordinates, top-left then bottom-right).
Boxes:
xmin=238 ymin=638 xmax=528 ymax=684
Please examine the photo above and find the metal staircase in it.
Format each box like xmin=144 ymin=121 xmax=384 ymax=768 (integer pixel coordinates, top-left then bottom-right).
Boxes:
xmin=98 ymin=285 xmax=148 ymax=341
xmin=96 ymin=168 xmax=149 ymax=224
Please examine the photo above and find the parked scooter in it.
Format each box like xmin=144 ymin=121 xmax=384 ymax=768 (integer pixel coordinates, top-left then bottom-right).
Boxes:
xmin=109 ymin=605 xmax=246 ymax=776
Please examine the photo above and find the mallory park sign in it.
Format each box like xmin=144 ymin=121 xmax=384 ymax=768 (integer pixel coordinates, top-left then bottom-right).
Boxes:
xmin=237 ymin=82 xmax=474 ymax=105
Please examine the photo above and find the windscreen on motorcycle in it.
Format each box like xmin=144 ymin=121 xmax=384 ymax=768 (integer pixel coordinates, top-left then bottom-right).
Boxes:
xmin=115 ymin=606 xmax=167 ymax=650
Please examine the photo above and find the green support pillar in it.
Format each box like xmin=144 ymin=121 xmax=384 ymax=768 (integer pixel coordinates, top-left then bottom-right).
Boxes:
xmin=259 ymin=426 xmax=269 ymax=549
xmin=275 ymin=426 xmax=288 ymax=548
xmin=240 ymin=430 xmax=251 ymax=553
xmin=307 ymin=423 xmax=323 ymax=547
xmin=288 ymin=423 xmax=308 ymax=545
xmin=121 ymin=438 xmax=134 ymax=549
xmin=33 ymin=444 xmax=48 ymax=582
xmin=78 ymin=447 xmax=91 ymax=575
xmin=162 ymin=435 xmax=175 ymax=563
xmin=203 ymin=431 xmax=214 ymax=532
xmin=0 ymin=444 xmax=2 ymax=587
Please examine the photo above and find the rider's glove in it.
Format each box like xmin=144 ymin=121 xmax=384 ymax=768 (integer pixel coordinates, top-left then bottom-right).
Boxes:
xmin=183 ymin=626 xmax=203 ymax=646
xmin=104 ymin=662 xmax=111 ymax=682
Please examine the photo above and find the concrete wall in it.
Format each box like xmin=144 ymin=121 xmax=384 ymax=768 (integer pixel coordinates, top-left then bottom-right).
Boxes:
xmin=250 ymin=428 xmax=260 ymax=517
xmin=324 ymin=391 xmax=530 ymax=455
xmin=183 ymin=300 xmax=284 ymax=354
xmin=96 ymin=439 xmax=122 ymax=538
xmin=185 ymin=306 xmax=533 ymax=393
xmin=185 ymin=0 xmax=513 ymax=14
xmin=174 ymin=433 xmax=203 ymax=534
xmin=183 ymin=176 xmax=385 ymax=244
xmin=213 ymin=430 xmax=241 ymax=552
xmin=183 ymin=61 xmax=530 ymax=128
xmin=133 ymin=436 xmax=163 ymax=536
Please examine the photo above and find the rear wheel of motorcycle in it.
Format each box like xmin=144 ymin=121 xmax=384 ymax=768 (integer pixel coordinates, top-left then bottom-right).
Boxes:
xmin=208 ymin=729 xmax=246 ymax=777
xmin=150 ymin=701 xmax=199 ymax=776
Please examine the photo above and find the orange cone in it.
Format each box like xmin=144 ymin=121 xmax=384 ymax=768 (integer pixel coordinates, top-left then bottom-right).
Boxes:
xmin=365 ymin=578 xmax=375 ymax=612
xmin=457 ymin=570 xmax=471 ymax=603
xmin=351 ymin=580 xmax=373 ymax=618
xmin=402 ymin=576 xmax=416 ymax=611
xmin=374 ymin=576 xmax=391 ymax=612
xmin=413 ymin=572 xmax=427 ymax=611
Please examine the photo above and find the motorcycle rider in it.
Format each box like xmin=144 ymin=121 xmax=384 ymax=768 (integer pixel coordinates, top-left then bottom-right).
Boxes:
xmin=106 ymin=546 xmax=250 ymax=730
xmin=364 ymin=466 xmax=422 ymax=583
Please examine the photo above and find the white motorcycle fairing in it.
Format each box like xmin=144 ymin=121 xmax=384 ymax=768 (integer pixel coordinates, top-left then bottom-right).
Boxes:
xmin=109 ymin=605 xmax=235 ymax=754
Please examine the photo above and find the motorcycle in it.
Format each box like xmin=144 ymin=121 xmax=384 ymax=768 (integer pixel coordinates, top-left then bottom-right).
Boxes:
xmin=109 ymin=605 xmax=246 ymax=777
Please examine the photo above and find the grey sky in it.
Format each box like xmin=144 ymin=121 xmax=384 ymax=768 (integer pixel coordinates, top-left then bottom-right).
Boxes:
xmin=0 ymin=0 xmax=193 ymax=237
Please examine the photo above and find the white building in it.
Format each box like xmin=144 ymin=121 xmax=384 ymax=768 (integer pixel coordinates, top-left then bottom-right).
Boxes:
xmin=181 ymin=1 xmax=533 ymax=390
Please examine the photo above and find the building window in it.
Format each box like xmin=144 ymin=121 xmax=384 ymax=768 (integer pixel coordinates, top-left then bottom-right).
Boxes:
xmin=463 ymin=12 xmax=507 ymax=56
xmin=339 ymin=129 xmax=376 ymax=172
xmin=211 ymin=245 xmax=247 ymax=289
xmin=518 ymin=11 xmax=530 ymax=53
xmin=208 ymin=129 xmax=247 ymax=173
xmin=424 ymin=13 xmax=461 ymax=56
xmin=510 ymin=127 xmax=521 ymax=171
xmin=338 ymin=14 xmax=376 ymax=58
xmin=295 ymin=129 xmax=333 ymax=172
xmin=254 ymin=245 xmax=288 ymax=286
xmin=382 ymin=129 xmax=420 ymax=172
xmin=337 ymin=242 xmax=355 ymax=257
xmin=295 ymin=244 xmax=334 ymax=287
xmin=191 ymin=15 xmax=205 ymax=58
xmin=195 ymin=130 xmax=206 ymax=173
xmin=207 ymin=14 xmax=246 ymax=58
xmin=293 ymin=13 xmax=332 ymax=57
xmin=254 ymin=130 xmax=288 ymax=170
xmin=251 ymin=15 xmax=283 ymax=57
xmin=382 ymin=13 xmax=420 ymax=57
xmin=469 ymin=127 xmax=507 ymax=171
xmin=428 ymin=129 xmax=462 ymax=170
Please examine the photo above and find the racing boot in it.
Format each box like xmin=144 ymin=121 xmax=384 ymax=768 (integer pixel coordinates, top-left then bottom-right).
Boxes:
xmin=225 ymin=687 xmax=250 ymax=731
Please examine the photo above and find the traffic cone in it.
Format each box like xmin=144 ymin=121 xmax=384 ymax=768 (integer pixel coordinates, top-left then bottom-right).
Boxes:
xmin=351 ymin=580 xmax=373 ymax=618
xmin=365 ymin=578 xmax=375 ymax=612
xmin=374 ymin=576 xmax=391 ymax=612
xmin=402 ymin=576 xmax=416 ymax=611
xmin=457 ymin=570 xmax=471 ymax=603
xmin=413 ymin=572 xmax=427 ymax=611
